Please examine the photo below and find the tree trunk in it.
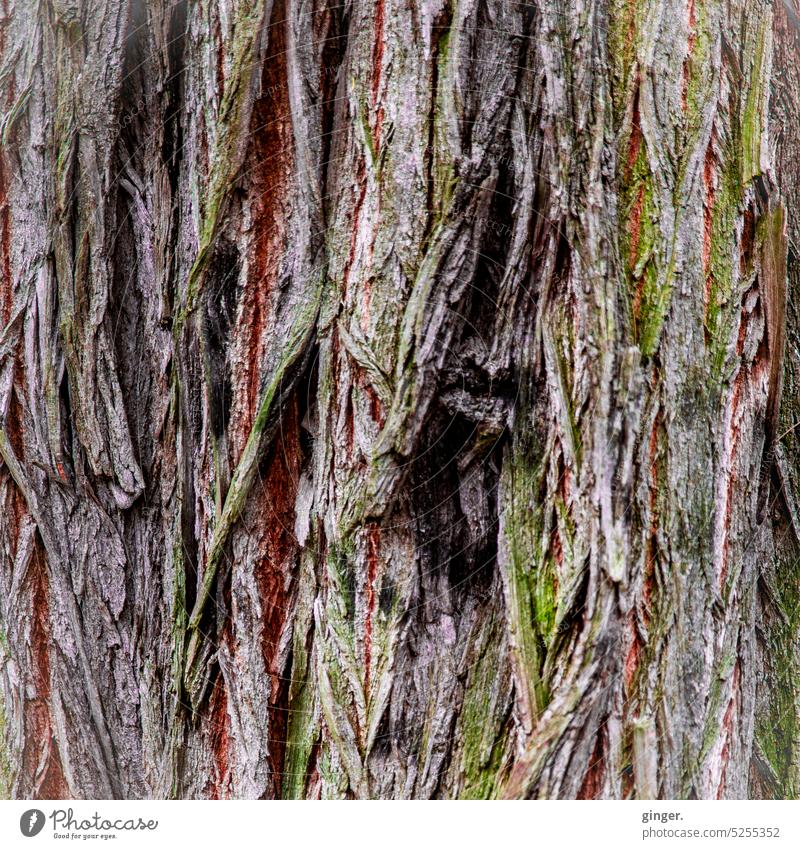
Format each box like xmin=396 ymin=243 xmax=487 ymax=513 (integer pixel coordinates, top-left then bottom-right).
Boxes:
xmin=0 ymin=0 xmax=799 ymax=800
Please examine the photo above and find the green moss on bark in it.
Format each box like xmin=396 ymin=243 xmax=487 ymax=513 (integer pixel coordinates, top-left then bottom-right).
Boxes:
xmin=0 ymin=696 xmax=12 ymax=799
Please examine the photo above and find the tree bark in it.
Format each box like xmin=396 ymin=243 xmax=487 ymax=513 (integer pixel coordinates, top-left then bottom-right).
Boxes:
xmin=0 ymin=0 xmax=798 ymax=800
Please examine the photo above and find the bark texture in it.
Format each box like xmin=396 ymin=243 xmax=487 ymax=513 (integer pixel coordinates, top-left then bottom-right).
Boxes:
xmin=0 ymin=0 xmax=799 ymax=799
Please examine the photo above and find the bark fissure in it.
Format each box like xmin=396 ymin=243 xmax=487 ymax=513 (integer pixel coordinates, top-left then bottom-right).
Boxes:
xmin=0 ymin=0 xmax=798 ymax=800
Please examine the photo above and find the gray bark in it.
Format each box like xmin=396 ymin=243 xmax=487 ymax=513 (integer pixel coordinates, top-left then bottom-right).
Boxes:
xmin=0 ymin=0 xmax=798 ymax=799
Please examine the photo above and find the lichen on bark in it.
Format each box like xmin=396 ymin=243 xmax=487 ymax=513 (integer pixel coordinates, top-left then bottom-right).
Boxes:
xmin=0 ymin=0 xmax=798 ymax=800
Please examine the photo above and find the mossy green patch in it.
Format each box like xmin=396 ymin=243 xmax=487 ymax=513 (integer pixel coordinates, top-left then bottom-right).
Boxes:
xmin=457 ymin=627 xmax=511 ymax=799
xmin=500 ymin=434 xmax=550 ymax=718
xmin=608 ymin=0 xmax=639 ymax=122
xmin=620 ymin=131 xmax=672 ymax=358
xmin=754 ymin=547 xmax=800 ymax=798
xmin=740 ymin=20 xmax=768 ymax=185
xmin=282 ymin=659 xmax=319 ymax=799
xmin=681 ymin=0 xmax=713 ymax=144
xmin=0 ymin=696 xmax=13 ymax=799
xmin=705 ymin=140 xmax=744 ymax=374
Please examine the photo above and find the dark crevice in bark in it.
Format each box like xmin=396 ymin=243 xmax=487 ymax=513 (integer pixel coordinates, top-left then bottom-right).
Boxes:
xmin=109 ymin=189 xmax=144 ymax=474
xmin=163 ymin=2 xmax=187 ymax=187
xmin=57 ymin=369 xmax=75 ymax=482
xmin=423 ymin=1 xmax=454 ymax=235
xmin=162 ymin=1 xmax=187 ymax=326
xmin=1 ymin=0 xmax=799 ymax=801
xmin=178 ymin=371 xmax=200 ymax=633
xmin=205 ymin=241 xmax=239 ymax=441
xmin=317 ymin=1 xmax=349 ymax=225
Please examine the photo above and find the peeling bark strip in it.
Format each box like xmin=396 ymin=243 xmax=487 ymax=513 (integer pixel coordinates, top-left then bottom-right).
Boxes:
xmin=0 ymin=0 xmax=799 ymax=800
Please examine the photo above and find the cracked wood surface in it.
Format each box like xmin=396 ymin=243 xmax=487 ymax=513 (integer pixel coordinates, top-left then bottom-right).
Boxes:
xmin=0 ymin=0 xmax=799 ymax=800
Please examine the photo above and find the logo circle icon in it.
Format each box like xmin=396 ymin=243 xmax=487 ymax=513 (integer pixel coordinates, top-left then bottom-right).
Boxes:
xmin=20 ymin=810 xmax=45 ymax=837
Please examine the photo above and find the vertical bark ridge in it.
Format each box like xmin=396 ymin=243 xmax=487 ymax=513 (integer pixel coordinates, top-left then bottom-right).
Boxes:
xmin=0 ymin=0 xmax=798 ymax=800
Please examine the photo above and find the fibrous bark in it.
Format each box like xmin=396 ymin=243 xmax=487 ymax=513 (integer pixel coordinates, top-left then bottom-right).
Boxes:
xmin=0 ymin=0 xmax=798 ymax=799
